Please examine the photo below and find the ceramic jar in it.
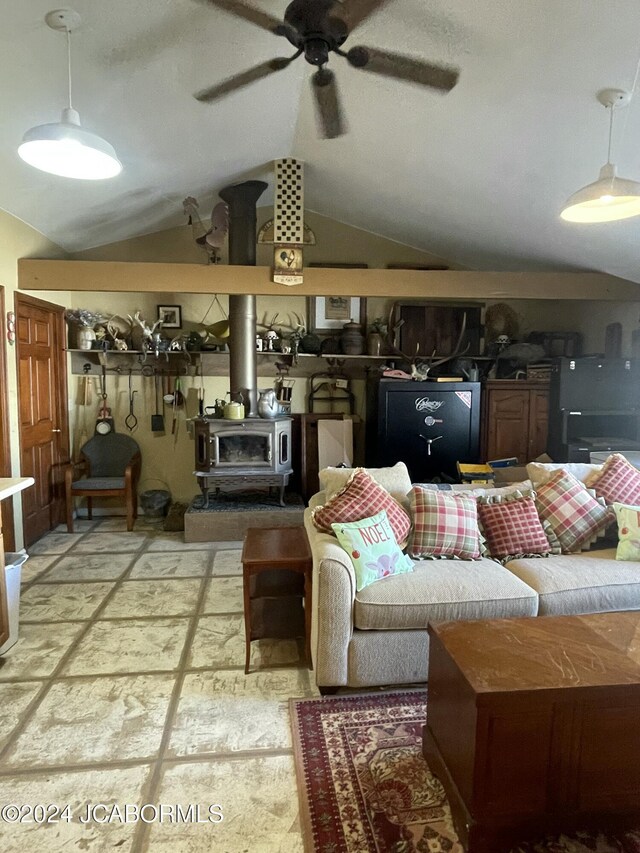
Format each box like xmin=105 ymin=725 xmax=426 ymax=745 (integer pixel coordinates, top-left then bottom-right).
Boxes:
xmin=341 ymin=321 xmax=365 ymax=355
xmin=77 ymin=327 xmax=96 ymax=350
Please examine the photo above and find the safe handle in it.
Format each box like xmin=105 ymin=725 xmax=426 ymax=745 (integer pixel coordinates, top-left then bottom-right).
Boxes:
xmin=419 ymin=434 xmax=443 ymax=456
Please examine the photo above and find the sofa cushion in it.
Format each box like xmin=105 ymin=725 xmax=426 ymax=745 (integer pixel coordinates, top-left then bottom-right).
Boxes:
xmin=319 ymin=461 xmax=412 ymax=505
xmin=504 ymin=549 xmax=640 ymax=615
xmin=585 ymin=453 xmax=640 ymax=506
xmin=526 ymin=461 xmax=602 ymax=489
xmin=312 ymin=469 xmax=411 ymax=546
xmin=535 ymin=469 xmax=611 ymax=553
xmin=408 ymin=486 xmax=482 ymax=559
xmin=332 ymin=510 xmax=413 ymax=591
xmin=477 ymin=491 xmax=552 ymax=560
xmin=354 ymin=558 xmax=538 ymax=630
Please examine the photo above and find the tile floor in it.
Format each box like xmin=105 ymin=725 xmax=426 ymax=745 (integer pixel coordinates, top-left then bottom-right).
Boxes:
xmin=0 ymin=519 xmax=317 ymax=852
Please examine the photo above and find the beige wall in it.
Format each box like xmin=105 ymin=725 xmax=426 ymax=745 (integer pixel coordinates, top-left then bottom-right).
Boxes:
xmin=71 ymin=207 xmax=458 ymax=269
xmin=0 ymin=209 xmax=68 ymax=547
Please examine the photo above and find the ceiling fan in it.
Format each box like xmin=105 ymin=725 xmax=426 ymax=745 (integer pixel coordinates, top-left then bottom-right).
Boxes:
xmin=193 ymin=0 xmax=460 ymax=138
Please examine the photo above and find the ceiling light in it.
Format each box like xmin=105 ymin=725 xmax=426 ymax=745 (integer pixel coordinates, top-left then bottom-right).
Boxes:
xmin=561 ymin=89 xmax=640 ymax=223
xmin=18 ymin=9 xmax=121 ymax=180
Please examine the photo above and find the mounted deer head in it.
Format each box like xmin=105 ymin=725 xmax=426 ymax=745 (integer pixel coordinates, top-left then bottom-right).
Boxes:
xmin=384 ymin=306 xmax=470 ymax=380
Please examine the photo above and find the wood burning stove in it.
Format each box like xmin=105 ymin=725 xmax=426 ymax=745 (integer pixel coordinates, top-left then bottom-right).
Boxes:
xmin=194 ymin=417 xmax=293 ymax=506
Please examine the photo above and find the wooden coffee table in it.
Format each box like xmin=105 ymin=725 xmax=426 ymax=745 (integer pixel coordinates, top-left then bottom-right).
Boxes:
xmin=241 ymin=526 xmax=312 ymax=673
xmin=423 ymin=613 xmax=640 ymax=853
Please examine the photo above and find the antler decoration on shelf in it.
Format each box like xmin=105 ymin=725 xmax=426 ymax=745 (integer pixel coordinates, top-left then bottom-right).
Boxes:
xmin=384 ymin=306 xmax=470 ymax=380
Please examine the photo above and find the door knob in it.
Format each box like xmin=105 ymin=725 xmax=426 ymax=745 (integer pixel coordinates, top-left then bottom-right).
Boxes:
xmin=51 ymin=429 xmax=61 ymax=433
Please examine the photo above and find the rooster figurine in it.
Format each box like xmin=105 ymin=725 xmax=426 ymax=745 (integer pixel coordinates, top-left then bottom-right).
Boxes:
xmin=182 ymin=197 xmax=228 ymax=264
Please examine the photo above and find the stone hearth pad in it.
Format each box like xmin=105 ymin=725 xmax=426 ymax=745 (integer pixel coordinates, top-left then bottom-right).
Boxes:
xmin=184 ymin=492 xmax=305 ymax=542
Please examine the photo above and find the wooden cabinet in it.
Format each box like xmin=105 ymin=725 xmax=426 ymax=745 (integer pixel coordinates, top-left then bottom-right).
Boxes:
xmin=482 ymin=381 xmax=549 ymax=462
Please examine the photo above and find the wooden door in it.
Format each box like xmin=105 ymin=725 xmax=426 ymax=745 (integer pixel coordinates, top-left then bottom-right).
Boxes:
xmin=0 ymin=286 xmax=15 ymax=552
xmin=15 ymin=294 xmax=69 ymax=546
xmin=528 ymin=390 xmax=549 ymax=459
xmin=485 ymin=388 xmax=530 ymax=462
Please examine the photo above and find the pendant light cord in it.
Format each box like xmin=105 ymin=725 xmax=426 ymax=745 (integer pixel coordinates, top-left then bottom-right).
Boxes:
xmin=607 ymin=102 xmax=614 ymax=164
xmin=66 ymin=26 xmax=73 ymax=110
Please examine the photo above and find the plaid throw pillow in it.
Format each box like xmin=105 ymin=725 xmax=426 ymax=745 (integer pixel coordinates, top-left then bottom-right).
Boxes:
xmin=477 ymin=491 xmax=552 ymax=561
xmin=312 ymin=469 xmax=411 ymax=546
xmin=535 ymin=469 xmax=611 ymax=554
xmin=585 ymin=453 xmax=640 ymax=506
xmin=408 ymin=486 xmax=481 ymax=560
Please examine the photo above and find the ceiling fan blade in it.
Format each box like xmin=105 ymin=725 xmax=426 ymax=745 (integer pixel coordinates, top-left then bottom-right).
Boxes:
xmin=337 ymin=0 xmax=392 ymax=30
xmin=347 ymin=46 xmax=459 ymax=91
xmin=312 ymin=69 xmax=346 ymax=139
xmin=195 ymin=56 xmax=298 ymax=103
xmin=197 ymin=0 xmax=284 ymax=33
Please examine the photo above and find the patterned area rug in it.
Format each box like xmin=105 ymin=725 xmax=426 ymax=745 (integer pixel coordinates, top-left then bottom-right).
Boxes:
xmin=290 ymin=690 xmax=640 ymax=853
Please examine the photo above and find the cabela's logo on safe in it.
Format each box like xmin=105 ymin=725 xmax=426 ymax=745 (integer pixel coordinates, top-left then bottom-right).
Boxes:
xmin=415 ymin=397 xmax=445 ymax=413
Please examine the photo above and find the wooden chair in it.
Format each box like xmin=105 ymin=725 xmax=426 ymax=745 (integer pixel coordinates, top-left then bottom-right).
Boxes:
xmin=65 ymin=434 xmax=141 ymax=532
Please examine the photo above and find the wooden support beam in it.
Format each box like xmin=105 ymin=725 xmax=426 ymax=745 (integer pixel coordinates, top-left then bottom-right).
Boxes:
xmin=18 ymin=258 xmax=640 ymax=301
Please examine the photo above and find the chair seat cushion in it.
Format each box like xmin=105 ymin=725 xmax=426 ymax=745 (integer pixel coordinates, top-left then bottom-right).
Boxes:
xmin=504 ymin=549 xmax=640 ymax=615
xmin=354 ymin=558 xmax=538 ymax=630
xmin=72 ymin=477 xmax=126 ymax=490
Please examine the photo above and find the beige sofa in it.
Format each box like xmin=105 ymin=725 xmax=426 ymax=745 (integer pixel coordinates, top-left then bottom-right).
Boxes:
xmin=305 ymin=479 xmax=640 ymax=691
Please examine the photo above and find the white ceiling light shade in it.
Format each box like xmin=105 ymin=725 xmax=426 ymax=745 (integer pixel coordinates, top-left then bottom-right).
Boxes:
xmin=561 ymin=89 xmax=640 ymax=223
xmin=18 ymin=9 xmax=121 ymax=180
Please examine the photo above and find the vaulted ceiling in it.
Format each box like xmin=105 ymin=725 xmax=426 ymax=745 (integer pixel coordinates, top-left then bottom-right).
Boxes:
xmin=3 ymin=1 xmax=640 ymax=282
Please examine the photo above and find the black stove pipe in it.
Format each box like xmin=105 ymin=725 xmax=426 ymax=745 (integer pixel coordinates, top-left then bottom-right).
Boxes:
xmin=219 ymin=180 xmax=267 ymax=417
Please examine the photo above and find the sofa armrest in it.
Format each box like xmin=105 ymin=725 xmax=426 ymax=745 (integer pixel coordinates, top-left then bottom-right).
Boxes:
xmin=304 ymin=505 xmax=356 ymax=688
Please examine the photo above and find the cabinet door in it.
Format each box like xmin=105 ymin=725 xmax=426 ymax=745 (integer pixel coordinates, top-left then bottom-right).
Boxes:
xmin=486 ymin=390 xmax=530 ymax=462
xmin=528 ymin=390 xmax=549 ymax=459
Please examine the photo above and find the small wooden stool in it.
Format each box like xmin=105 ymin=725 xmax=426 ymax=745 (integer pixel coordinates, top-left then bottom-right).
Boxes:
xmin=241 ymin=526 xmax=313 ymax=674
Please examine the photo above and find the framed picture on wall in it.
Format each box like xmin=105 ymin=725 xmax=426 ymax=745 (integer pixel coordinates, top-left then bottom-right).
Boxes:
xmin=308 ymin=296 xmax=367 ymax=333
xmin=157 ymin=305 xmax=182 ymax=328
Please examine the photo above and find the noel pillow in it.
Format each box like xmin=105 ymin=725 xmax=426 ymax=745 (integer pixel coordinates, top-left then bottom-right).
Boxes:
xmin=332 ymin=510 xmax=413 ymax=592
xmin=312 ymin=468 xmax=411 ymax=546
xmin=613 ymin=502 xmax=640 ymax=561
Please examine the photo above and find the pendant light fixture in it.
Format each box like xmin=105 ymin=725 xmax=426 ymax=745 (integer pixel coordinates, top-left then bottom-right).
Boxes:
xmin=561 ymin=89 xmax=640 ymax=223
xmin=18 ymin=9 xmax=122 ymax=180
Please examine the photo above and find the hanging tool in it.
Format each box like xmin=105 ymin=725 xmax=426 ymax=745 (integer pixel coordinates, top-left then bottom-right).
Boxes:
xmin=125 ymin=370 xmax=138 ymax=431
xmin=95 ymin=364 xmax=114 ymax=435
xmin=198 ymin=366 xmax=205 ymax=416
xmin=174 ymin=372 xmax=184 ymax=407
xmin=151 ymin=371 xmax=164 ymax=432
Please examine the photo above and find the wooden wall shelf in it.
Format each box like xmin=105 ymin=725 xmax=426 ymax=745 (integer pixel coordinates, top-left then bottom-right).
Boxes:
xmin=66 ymin=348 xmax=394 ymax=378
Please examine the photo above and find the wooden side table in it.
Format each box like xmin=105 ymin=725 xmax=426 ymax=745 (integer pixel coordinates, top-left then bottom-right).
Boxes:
xmin=241 ymin=526 xmax=313 ymax=674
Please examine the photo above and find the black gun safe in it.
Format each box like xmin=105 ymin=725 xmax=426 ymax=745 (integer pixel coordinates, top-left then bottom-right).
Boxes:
xmin=547 ymin=357 xmax=640 ymax=462
xmin=366 ymin=379 xmax=481 ymax=482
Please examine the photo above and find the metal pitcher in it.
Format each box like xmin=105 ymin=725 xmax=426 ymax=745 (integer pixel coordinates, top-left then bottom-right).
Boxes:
xmin=257 ymin=388 xmax=279 ymax=419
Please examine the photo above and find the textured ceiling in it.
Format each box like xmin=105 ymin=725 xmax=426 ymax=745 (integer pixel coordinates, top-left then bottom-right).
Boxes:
xmin=3 ymin=0 xmax=640 ymax=283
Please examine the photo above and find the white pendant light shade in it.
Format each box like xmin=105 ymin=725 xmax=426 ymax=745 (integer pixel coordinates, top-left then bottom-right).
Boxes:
xmin=560 ymin=163 xmax=640 ymax=222
xmin=19 ymin=10 xmax=121 ymax=181
xmin=561 ymin=89 xmax=640 ymax=223
xmin=19 ymin=108 xmax=121 ymax=180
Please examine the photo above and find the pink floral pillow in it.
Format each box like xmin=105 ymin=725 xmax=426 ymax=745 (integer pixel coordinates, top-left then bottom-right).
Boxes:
xmin=332 ymin=509 xmax=413 ymax=591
